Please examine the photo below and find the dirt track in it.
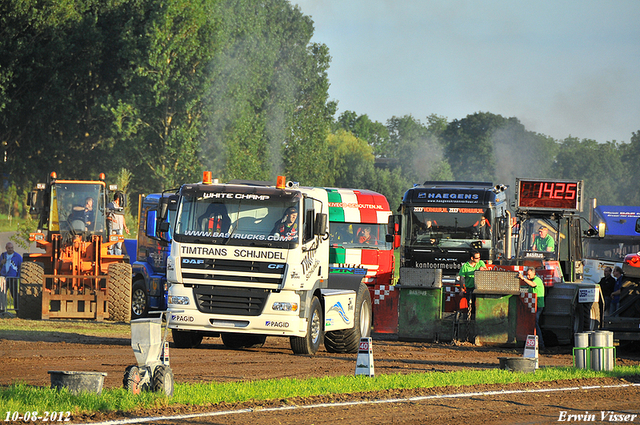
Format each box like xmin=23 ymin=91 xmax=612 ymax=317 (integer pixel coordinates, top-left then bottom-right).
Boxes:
xmin=2 ymin=318 xmax=640 ymax=424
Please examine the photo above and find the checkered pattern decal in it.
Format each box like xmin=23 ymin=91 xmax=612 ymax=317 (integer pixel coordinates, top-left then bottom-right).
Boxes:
xmin=445 ymin=285 xmax=462 ymax=303
xmin=520 ymin=292 xmax=537 ymax=313
xmin=374 ymin=284 xmax=395 ymax=305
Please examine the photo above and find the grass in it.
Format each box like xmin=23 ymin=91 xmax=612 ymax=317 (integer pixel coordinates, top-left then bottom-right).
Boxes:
xmin=0 ymin=318 xmax=130 ymax=337
xmin=2 ymin=366 xmax=639 ymax=416
xmin=0 ymin=214 xmax=25 ymax=232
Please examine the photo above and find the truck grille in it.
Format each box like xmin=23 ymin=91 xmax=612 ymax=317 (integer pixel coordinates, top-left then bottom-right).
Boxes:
xmin=181 ymin=257 xmax=284 ymax=287
xmin=193 ymin=285 xmax=270 ymax=316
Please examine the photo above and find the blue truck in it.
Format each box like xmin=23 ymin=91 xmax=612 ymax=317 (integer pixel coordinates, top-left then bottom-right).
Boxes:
xmin=583 ymin=205 xmax=640 ymax=283
xmin=126 ymin=193 xmax=176 ymax=319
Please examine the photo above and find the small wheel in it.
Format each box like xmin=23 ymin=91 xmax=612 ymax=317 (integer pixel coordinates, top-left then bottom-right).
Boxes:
xmin=131 ymin=279 xmax=149 ymax=319
xmin=152 ymin=365 xmax=174 ymax=397
xmin=290 ymin=296 xmax=322 ymax=355
xmin=123 ymin=365 xmax=142 ymax=395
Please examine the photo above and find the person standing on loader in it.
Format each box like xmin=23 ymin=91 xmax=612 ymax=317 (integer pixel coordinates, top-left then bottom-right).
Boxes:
xmin=107 ymin=192 xmax=129 ymax=255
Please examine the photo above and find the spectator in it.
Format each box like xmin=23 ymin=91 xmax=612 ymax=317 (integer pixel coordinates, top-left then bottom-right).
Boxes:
xmin=107 ymin=192 xmax=130 ymax=255
xmin=598 ymin=267 xmax=616 ymax=314
xmin=610 ymin=266 xmax=624 ymax=313
xmin=1 ymin=242 xmax=22 ymax=302
xmin=531 ymin=226 xmax=555 ymax=252
xmin=458 ymin=250 xmax=487 ymax=317
xmin=519 ymin=266 xmax=546 ymax=350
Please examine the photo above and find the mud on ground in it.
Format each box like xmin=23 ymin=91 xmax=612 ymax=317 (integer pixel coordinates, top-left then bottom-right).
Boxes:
xmin=2 ymin=319 xmax=639 ymax=424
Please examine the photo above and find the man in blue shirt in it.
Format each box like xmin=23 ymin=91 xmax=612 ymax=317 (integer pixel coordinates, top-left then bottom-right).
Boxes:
xmin=1 ymin=242 xmax=22 ymax=303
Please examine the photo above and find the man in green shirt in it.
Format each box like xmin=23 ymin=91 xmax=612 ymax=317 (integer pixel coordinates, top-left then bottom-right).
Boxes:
xmin=519 ymin=266 xmax=545 ymax=349
xmin=532 ymin=227 xmax=554 ymax=252
xmin=458 ymin=250 xmax=487 ymax=317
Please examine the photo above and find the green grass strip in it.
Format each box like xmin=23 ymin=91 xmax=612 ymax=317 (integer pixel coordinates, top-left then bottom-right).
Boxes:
xmin=2 ymin=366 xmax=639 ymax=416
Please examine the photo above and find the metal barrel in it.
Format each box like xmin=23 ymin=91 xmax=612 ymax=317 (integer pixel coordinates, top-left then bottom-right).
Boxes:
xmin=574 ymin=332 xmax=589 ymax=369
xmin=589 ymin=331 xmax=612 ymax=371
xmin=599 ymin=331 xmax=615 ymax=371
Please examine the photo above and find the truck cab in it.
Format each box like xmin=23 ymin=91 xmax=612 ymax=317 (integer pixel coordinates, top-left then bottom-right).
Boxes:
xmin=160 ymin=175 xmax=371 ymax=355
xmin=130 ymin=193 xmax=176 ymax=319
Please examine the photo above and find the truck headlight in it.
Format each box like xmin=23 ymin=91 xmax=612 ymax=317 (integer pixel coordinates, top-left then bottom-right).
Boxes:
xmin=168 ymin=295 xmax=190 ymax=305
xmin=272 ymin=302 xmax=298 ymax=312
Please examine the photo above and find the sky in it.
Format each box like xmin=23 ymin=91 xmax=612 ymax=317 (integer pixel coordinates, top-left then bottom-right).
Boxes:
xmin=293 ymin=0 xmax=640 ymax=144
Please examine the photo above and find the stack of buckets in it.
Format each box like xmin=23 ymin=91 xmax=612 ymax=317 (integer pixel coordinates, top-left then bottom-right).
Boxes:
xmin=574 ymin=331 xmax=615 ymax=371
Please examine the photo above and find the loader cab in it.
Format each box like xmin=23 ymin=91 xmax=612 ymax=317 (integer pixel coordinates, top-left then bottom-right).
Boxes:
xmin=31 ymin=179 xmax=108 ymax=241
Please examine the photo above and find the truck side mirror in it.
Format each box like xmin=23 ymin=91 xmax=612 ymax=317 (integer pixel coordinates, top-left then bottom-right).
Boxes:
xmin=146 ymin=210 xmax=160 ymax=239
xmin=387 ymin=214 xmax=401 ymax=248
xmin=314 ymin=212 xmax=327 ymax=236
xmin=28 ymin=189 xmax=43 ymax=217
xmin=158 ymin=197 xmax=169 ymax=222
xmin=636 ymin=218 xmax=640 ymax=234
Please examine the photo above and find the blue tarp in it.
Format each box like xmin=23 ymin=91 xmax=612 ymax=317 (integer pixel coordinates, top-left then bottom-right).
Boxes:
xmin=594 ymin=206 xmax=640 ymax=236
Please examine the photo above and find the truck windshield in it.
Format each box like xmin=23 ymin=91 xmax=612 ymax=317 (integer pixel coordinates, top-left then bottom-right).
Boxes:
xmin=516 ymin=217 xmax=559 ymax=260
xmin=405 ymin=206 xmax=492 ymax=248
xmin=173 ymin=191 xmax=301 ymax=247
xmin=584 ymin=238 xmax=640 ymax=262
xmin=52 ymin=183 xmax=106 ymax=238
xmin=330 ymin=222 xmax=392 ymax=250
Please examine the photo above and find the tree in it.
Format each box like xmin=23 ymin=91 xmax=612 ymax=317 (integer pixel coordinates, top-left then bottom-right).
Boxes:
xmin=386 ymin=115 xmax=447 ymax=184
xmin=554 ymin=137 xmax=625 ymax=205
xmin=335 ymin=111 xmax=389 ymax=157
xmin=326 ymin=129 xmax=374 ymax=188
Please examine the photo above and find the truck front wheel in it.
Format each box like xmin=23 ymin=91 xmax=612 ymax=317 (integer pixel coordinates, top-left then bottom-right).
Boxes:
xmin=290 ymin=296 xmax=323 ymax=355
xmin=324 ymin=283 xmax=372 ymax=353
xmin=131 ymin=279 xmax=149 ymax=319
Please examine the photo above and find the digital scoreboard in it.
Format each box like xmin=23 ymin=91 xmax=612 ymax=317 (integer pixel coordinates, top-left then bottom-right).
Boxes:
xmin=516 ymin=178 xmax=583 ymax=212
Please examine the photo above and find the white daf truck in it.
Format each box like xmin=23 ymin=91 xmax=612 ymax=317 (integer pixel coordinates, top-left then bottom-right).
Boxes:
xmin=158 ymin=174 xmax=371 ymax=355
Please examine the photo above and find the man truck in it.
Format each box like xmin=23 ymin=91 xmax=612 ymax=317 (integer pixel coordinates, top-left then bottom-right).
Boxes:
xmin=392 ymin=178 xmax=603 ymax=345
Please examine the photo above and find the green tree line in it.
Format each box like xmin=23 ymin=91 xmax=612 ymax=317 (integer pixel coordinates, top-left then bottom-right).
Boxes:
xmin=1 ymin=0 xmax=638 ymax=217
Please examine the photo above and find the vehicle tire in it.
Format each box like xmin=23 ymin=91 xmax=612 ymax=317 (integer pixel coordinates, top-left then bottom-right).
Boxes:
xmin=131 ymin=279 xmax=149 ymax=320
xmin=290 ymin=296 xmax=323 ymax=355
xmin=123 ymin=365 xmax=142 ymax=395
xmin=17 ymin=262 xmax=43 ymax=320
xmin=572 ymin=303 xmax=585 ymax=334
xmin=107 ymin=263 xmax=132 ymax=323
xmin=324 ymin=282 xmax=372 ymax=353
xmin=152 ymin=365 xmax=174 ymax=397
xmin=171 ymin=329 xmax=203 ymax=348
xmin=221 ymin=333 xmax=267 ymax=349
